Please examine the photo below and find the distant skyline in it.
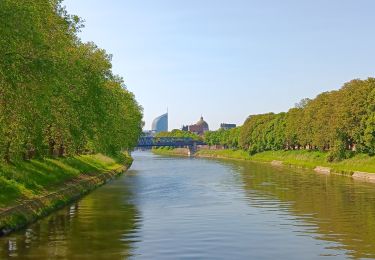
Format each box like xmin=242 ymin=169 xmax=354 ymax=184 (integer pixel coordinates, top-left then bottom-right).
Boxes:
xmin=64 ymin=0 xmax=375 ymax=131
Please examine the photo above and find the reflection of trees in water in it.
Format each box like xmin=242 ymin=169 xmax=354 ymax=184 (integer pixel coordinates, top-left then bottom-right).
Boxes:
xmin=230 ymin=160 xmax=375 ymax=259
xmin=0 ymin=176 xmax=141 ymax=259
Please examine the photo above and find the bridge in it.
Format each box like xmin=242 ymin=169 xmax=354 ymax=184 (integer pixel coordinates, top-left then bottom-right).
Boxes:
xmin=137 ymin=137 xmax=206 ymax=147
xmin=137 ymin=137 xmax=206 ymax=156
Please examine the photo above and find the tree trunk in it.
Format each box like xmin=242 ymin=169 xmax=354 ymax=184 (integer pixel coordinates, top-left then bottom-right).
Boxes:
xmin=49 ymin=139 xmax=55 ymax=156
xmin=4 ymin=141 xmax=11 ymax=163
xmin=28 ymin=148 xmax=35 ymax=160
xmin=58 ymin=144 xmax=65 ymax=157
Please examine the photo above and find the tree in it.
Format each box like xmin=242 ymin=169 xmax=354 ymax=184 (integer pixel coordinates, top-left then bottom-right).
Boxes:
xmin=235 ymin=77 xmax=375 ymax=161
xmin=0 ymin=0 xmax=143 ymax=162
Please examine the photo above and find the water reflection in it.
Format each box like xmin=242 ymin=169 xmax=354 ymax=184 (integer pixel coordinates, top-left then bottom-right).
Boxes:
xmin=231 ymin=160 xmax=375 ymax=259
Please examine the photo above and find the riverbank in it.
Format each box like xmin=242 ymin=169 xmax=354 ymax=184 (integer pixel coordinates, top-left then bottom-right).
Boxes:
xmin=0 ymin=153 xmax=133 ymax=235
xmin=153 ymin=148 xmax=375 ymax=177
xmin=152 ymin=147 xmax=190 ymax=157
xmin=196 ymin=149 xmax=375 ymax=175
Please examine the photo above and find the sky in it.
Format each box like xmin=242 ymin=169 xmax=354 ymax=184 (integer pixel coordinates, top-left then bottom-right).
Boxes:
xmin=63 ymin=0 xmax=375 ymax=131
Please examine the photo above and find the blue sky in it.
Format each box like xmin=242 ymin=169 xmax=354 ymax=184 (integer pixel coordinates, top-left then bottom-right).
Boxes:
xmin=64 ymin=0 xmax=375 ymax=130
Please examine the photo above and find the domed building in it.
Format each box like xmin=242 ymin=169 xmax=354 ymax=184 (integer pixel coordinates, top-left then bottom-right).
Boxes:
xmin=188 ymin=116 xmax=209 ymax=135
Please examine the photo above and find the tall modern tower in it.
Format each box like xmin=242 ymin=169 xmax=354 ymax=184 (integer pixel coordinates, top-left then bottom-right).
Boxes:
xmin=151 ymin=113 xmax=168 ymax=133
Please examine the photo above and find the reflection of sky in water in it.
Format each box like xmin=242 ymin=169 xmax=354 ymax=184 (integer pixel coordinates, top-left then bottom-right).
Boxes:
xmin=1 ymin=151 xmax=375 ymax=259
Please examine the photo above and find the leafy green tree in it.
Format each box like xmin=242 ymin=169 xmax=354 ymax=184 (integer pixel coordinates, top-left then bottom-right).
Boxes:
xmin=156 ymin=130 xmax=202 ymax=141
xmin=236 ymin=78 xmax=375 ymax=161
xmin=361 ymin=80 xmax=375 ymax=154
xmin=0 ymin=0 xmax=143 ymax=162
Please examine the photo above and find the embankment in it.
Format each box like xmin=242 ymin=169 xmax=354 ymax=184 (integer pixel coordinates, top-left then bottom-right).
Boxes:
xmin=152 ymin=147 xmax=190 ymax=157
xmin=196 ymin=149 xmax=375 ymax=178
xmin=0 ymin=153 xmax=133 ymax=236
xmin=153 ymin=148 xmax=375 ymax=181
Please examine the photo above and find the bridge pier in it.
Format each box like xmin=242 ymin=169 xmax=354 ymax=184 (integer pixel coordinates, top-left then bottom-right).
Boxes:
xmin=187 ymin=143 xmax=197 ymax=157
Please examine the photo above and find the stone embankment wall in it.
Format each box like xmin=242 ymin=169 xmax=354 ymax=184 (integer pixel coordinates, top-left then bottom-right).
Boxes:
xmin=314 ymin=166 xmax=331 ymax=174
xmin=352 ymin=172 xmax=375 ymax=183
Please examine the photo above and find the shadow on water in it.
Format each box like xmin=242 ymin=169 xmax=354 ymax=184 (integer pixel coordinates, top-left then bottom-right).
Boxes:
xmin=223 ymin=159 xmax=375 ymax=259
xmin=0 ymin=172 xmax=142 ymax=259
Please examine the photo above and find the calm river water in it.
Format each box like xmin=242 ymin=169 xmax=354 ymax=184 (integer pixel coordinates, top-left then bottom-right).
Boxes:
xmin=2 ymin=151 xmax=375 ymax=259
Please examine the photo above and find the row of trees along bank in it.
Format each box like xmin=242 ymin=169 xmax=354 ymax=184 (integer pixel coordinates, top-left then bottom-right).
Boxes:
xmin=0 ymin=0 xmax=143 ymax=162
xmin=156 ymin=129 xmax=202 ymax=141
xmin=204 ymin=78 xmax=375 ymax=161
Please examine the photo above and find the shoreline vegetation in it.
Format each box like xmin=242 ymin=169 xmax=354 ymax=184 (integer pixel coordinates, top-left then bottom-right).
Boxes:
xmin=155 ymin=77 xmax=375 ymax=180
xmin=0 ymin=1 xmax=143 ymax=163
xmin=195 ymin=149 xmax=375 ymax=174
xmin=152 ymin=147 xmax=192 ymax=157
xmin=0 ymin=153 xmax=132 ymax=209
xmin=0 ymin=153 xmax=133 ymax=236
xmin=153 ymin=148 xmax=375 ymax=180
xmin=0 ymin=2 xmax=142 ymax=235
xmin=203 ymin=78 xmax=375 ymax=163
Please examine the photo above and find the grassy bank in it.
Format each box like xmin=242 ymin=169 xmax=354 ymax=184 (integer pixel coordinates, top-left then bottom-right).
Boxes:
xmin=196 ymin=149 xmax=375 ymax=174
xmin=152 ymin=147 xmax=189 ymax=156
xmin=0 ymin=153 xmax=131 ymax=209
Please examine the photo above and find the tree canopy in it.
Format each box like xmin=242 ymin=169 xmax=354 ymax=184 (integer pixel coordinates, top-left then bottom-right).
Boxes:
xmin=205 ymin=78 xmax=375 ymax=161
xmin=0 ymin=0 xmax=143 ymax=162
xmin=156 ymin=130 xmax=202 ymax=141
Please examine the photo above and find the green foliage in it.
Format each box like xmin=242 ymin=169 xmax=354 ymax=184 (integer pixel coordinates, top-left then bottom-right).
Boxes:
xmin=234 ymin=78 xmax=375 ymax=161
xmin=327 ymin=132 xmax=351 ymax=162
xmin=204 ymin=127 xmax=241 ymax=148
xmin=239 ymin=113 xmax=286 ymax=154
xmin=363 ymin=113 xmax=375 ymax=154
xmin=361 ymin=83 xmax=375 ymax=154
xmin=197 ymin=149 xmax=375 ymax=174
xmin=156 ymin=129 xmax=202 ymax=141
xmin=152 ymin=147 xmax=190 ymax=156
xmin=0 ymin=1 xmax=142 ymax=162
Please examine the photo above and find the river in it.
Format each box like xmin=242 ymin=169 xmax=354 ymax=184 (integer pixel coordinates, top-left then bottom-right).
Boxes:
xmin=1 ymin=151 xmax=375 ymax=259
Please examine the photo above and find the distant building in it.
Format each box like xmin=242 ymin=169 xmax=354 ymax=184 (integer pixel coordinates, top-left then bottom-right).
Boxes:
xmin=220 ymin=123 xmax=236 ymax=130
xmin=181 ymin=125 xmax=189 ymax=131
xmin=188 ymin=116 xmax=209 ymax=135
xmin=142 ymin=130 xmax=155 ymax=137
xmin=152 ymin=113 xmax=168 ymax=133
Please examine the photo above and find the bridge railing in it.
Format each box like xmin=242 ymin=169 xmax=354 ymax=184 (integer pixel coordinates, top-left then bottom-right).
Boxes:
xmin=137 ymin=137 xmax=205 ymax=147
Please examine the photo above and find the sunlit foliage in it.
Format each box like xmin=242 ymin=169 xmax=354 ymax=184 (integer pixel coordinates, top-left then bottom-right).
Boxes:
xmin=156 ymin=129 xmax=202 ymax=141
xmin=0 ymin=0 xmax=143 ymax=162
xmin=205 ymin=78 xmax=375 ymax=161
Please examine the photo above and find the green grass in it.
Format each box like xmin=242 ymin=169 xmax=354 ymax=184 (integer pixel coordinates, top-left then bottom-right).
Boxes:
xmin=0 ymin=153 xmax=130 ymax=208
xmin=152 ymin=147 xmax=189 ymax=156
xmin=196 ymin=149 xmax=375 ymax=174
